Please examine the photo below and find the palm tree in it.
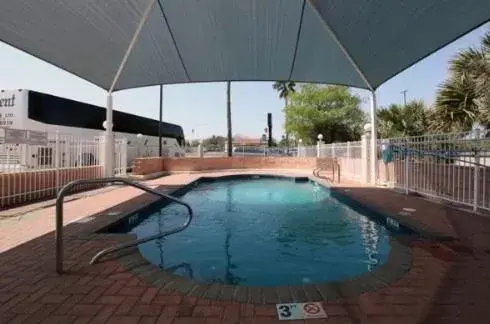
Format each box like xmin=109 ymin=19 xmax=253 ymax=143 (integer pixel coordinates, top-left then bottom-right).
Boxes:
xmin=429 ymin=75 xmax=479 ymax=133
xmin=432 ymin=31 xmax=490 ymax=131
xmin=377 ymin=101 xmax=428 ymax=138
xmin=273 ymin=81 xmax=296 ymax=152
xmin=226 ymin=81 xmax=232 ymax=157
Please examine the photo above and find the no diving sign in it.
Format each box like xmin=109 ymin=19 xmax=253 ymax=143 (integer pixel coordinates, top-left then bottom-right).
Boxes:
xmin=276 ymin=302 xmax=327 ymax=320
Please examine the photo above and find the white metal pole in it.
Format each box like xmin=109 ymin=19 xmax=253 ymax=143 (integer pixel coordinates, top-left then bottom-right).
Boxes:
xmin=103 ymin=0 xmax=157 ymax=177
xmin=346 ymin=141 xmax=351 ymax=177
xmin=55 ymin=131 xmax=60 ymax=192
xmin=370 ymin=91 xmax=378 ymax=185
xmin=405 ymin=149 xmax=409 ymax=195
xmin=121 ymin=138 xmax=128 ymax=176
xmin=361 ymin=135 xmax=369 ymax=183
xmin=473 ymin=128 xmax=481 ymax=211
xmin=104 ymin=95 xmax=114 ymax=176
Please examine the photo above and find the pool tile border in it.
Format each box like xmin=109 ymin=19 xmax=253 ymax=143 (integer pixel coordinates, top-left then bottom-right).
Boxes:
xmin=328 ymin=186 xmax=457 ymax=242
xmin=66 ymin=172 xmax=471 ymax=305
xmin=114 ymin=235 xmax=412 ymax=304
xmin=79 ymin=173 xmax=415 ymax=304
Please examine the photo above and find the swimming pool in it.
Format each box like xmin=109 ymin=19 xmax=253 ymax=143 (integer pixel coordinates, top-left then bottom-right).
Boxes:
xmin=108 ymin=176 xmax=411 ymax=287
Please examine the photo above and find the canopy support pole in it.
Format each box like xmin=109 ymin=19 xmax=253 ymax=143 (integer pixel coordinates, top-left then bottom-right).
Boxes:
xmin=104 ymin=0 xmax=158 ymax=176
xmin=370 ymin=91 xmax=378 ymax=185
xmin=158 ymin=84 xmax=163 ymax=157
xmin=308 ymin=0 xmax=378 ymax=184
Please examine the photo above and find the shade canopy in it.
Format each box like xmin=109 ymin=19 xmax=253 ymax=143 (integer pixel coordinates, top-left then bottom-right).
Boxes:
xmin=1 ymin=0 xmax=489 ymax=92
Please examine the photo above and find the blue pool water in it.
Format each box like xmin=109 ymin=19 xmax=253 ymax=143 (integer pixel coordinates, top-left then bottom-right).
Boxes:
xmin=116 ymin=177 xmax=408 ymax=286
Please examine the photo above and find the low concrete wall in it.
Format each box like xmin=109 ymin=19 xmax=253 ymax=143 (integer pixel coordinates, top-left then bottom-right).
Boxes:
xmin=0 ymin=166 xmax=103 ymax=209
xmin=133 ymin=157 xmax=338 ymax=176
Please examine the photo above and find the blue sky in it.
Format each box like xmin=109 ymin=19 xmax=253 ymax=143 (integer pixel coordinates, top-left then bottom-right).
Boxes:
xmin=0 ymin=23 xmax=488 ymax=141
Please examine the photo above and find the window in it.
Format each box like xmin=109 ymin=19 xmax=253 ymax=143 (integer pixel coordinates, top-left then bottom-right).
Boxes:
xmin=37 ymin=147 xmax=53 ymax=166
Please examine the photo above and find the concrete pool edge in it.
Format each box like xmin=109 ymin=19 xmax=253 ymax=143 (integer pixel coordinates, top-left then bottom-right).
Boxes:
xmin=83 ymin=172 xmax=416 ymax=304
xmin=327 ymin=186 xmax=457 ymax=242
xmin=112 ymin=234 xmax=413 ymax=304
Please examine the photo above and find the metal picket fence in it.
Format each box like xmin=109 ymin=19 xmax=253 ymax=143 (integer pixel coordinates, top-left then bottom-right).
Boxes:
xmin=320 ymin=142 xmax=363 ymax=182
xmin=0 ymin=130 xmax=127 ymax=208
xmin=296 ymin=129 xmax=489 ymax=211
xmin=297 ymin=145 xmax=317 ymax=158
xmin=377 ymin=130 xmax=490 ymax=211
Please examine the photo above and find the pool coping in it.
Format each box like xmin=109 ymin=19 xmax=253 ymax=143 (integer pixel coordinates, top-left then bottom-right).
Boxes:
xmin=110 ymin=235 xmax=412 ymax=304
xmin=67 ymin=173 xmax=420 ymax=304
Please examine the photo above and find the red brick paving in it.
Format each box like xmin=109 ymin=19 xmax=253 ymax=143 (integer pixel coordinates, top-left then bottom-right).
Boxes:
xmin=1 ymin=171 xmax=490 ymax=323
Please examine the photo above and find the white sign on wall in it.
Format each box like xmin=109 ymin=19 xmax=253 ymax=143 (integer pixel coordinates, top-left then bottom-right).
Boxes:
xmin=27 ymin=130 xmax=48 ymax=145
xmin=1 ymin=128 xmax=48 ymax=145
xmin=4 ymin=128 xmax=28 ymax=144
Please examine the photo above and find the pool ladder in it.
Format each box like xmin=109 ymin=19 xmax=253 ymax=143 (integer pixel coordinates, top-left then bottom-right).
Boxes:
xmin=55 ymin=177 xmax=193 ymax=274
xmin=313 ymin=159 xmax=340 ymax=183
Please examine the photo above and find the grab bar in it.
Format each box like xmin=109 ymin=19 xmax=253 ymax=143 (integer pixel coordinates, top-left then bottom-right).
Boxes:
xmin=313 ymin=159 xmax=340 ymax=183
xmin=55 ymin=177 xmax=193 ymax=274
xmin=390 ymin=144 xmax=488 ymax=168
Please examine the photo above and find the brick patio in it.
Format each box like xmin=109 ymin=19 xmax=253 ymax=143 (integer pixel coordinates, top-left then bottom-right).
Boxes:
xmin=1 ymin=171 xmax=490 ymax=323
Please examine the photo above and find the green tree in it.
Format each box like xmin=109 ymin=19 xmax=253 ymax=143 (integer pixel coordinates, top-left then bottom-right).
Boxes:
xmin=431 ymin=31 xmax=490 ymax=131
xmin=284 ymin=84 xmax=366 ymax=144
xmin=273 ymin=81 xmax=296 ymax=150
xmin=377 ymin=100 xmax=429 ymax=138
xmin=202 ymin=135 xmax=226 ymax=150
xmin=189 ymin=140 xmax=200 ymax=147
xmin=226 ymin=81 xmax=232 ymax=157
xmin=278 ymin=135 xmax=294 ymax=147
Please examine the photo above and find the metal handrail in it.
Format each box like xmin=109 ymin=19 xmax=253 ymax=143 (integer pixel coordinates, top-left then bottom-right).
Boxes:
xmin=55 ymin=177 xmax=193 ymax=274
xmin=391 ymin=144 xmax=487 ymax=168
xmin=312 ymin=158 xmax=341 ymax=183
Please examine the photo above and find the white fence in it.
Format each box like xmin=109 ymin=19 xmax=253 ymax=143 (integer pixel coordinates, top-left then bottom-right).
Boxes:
xmin=185 ymin=145 xmax=298 ymax=158
xmin=320 ymin=142 xmax=363 ymax=182
xmin=0 ymin=130 xmax=127 ymax=208
xmin=376 ymin=131 xmax=489 ymax=211
xmin=294 ymin=129 xmax=489 ymax=211
xmin=299 ymin=130 xmax=489 ymax=212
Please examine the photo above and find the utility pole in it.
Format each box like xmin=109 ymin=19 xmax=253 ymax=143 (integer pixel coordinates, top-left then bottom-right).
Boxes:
xmin=226 ymin=81 xmax=232 ymax=157
xmin=267 ymin=113 xmax=272 ymax=147
xmin=401 ymin=89 xmax=408 ymax=107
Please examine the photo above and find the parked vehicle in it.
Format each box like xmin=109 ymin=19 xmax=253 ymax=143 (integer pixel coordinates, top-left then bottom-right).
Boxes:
xmin=0 ymin=89 xmax=185 ymax=169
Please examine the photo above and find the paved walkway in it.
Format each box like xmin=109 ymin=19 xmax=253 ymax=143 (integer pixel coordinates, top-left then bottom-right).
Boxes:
xmin=0 ymin=170 xmax=489 ymax=323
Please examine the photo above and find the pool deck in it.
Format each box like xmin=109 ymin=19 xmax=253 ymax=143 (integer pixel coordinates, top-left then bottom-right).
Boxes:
xmin=1 ymin=170 xmax=490 ymax=323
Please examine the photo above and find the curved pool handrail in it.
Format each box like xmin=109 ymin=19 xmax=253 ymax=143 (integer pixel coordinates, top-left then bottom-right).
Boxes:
xmin=55 ymin=177 xmax=193 ymax=274
xmin=312 ymin=159 xmax=340 ymax=183
xmin=89 ymin=213 xmax=192 ymax=265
